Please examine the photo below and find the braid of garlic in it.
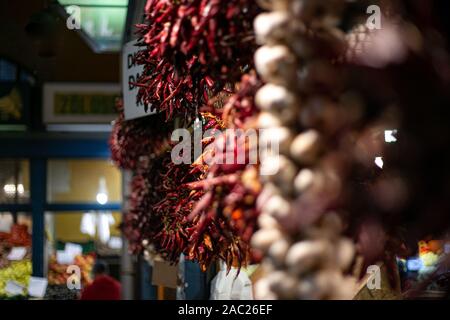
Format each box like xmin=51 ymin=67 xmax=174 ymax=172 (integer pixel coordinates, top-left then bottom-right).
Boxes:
xmin=251 ymin=0 xmax=364 ymax=300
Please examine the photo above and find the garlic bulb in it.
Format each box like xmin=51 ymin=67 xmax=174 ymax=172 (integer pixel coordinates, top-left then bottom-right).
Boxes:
xmin=257 ymin=111 xmax=283 ymax=128
xmin=254 ymin=12 xmax=291 ymax=45
xmin=256 ymin=84 xmax=299 ymax=113
xmin=294 ymin=168 xmax=315 ymax=194
xmin=259 ymin=127 xmax=293 ymax=155
xmin=290 ymin=130 xmax=321 ymax=164
xmin=255 ymin=45 xmax=298 ymax=86
xmin=251 ymin=228 xmax=283 ymax=252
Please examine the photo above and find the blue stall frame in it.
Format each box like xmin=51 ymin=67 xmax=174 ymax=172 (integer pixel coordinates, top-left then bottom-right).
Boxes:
xmin=0 ymin=134 xmax=120 ymax=277
xmin=0 ymin=133 xmax=208 ymax=299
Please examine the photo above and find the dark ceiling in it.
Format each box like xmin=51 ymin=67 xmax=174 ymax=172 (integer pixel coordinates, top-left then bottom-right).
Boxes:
xmin=0 ymin=0 xmax=120 ymax=83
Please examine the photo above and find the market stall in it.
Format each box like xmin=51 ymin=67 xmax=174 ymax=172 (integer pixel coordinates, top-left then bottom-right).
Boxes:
xmin=110 ymin=0 xmax=450 ymax=300
xmin=0 ymin=0 xmax=449 ymax=302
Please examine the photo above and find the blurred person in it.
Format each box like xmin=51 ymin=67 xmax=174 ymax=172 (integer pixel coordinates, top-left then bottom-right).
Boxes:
xmin=80 ymin=260 xmax=121 ymax=300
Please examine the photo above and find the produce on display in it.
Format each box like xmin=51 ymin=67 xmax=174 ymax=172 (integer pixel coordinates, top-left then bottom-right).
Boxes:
xmin=0 ymin=224 xmax=32 ymax=247
xmin=252 ymin=0 xmax=359 ymax=299
xmin=0 ymin=260 xmax=32 ymax=297
xmin=114 ymin=0 xmax=450 ymax=299
xmin=0 ymin=243 xmax=31 ymax=269
xmin=0 ymin=224 xmax=32 ymax=299
xmin=48 ymin=254 xmax=95 ymax=287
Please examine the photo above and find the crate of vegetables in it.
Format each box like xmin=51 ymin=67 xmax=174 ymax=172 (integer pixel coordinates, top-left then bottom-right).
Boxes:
xmin=47 ymin=254 xmax=95 ymax=287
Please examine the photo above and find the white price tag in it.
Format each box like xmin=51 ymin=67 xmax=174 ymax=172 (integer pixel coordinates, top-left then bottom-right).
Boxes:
xmin=56 ymin=250 xmax=74 ymax=265
xmin=5 ymin=281 xmax=25 ymax=296
xmin=28 ymin=277 xmax=48 ymax=298
xmin=7 ymin=247 xmax=27 ymax=261
xmin=445 ymin=243 xmax=450 ymax=254
xmin=65 ymin=243 xmax=83 ymax=257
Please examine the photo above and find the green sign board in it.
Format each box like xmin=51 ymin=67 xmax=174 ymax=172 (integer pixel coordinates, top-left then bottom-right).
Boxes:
xmin=58 ymin=0 xmax=128 ymax=52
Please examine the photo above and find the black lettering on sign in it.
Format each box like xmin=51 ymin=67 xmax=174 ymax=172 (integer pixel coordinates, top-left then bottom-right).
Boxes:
xmin=129 ymin=75 xmax=135 ymax=90
xmin=127 ymin=53 xmax=134 ymax=69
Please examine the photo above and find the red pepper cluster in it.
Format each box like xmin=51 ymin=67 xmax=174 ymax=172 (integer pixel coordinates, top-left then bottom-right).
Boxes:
xmin=134 ymin=0 xmax=259 ymax=120
xmin=109 ymin=100 xmax=172 ymax=170
xmin=0 ymin=224 xmax=31 ymax=247
xmin=190 ymin=72 xmax=261 ymax=267
xmin=122 ymin=113 xmax=226 ymax=269
xmin=117 ymin=0 xmax=263 ymax=271
xmin=121 ymin=102 xmax=262 ymax=270
xmin=187 ymin=73 xmax=263 ymax=268
xmin=121 ymin=158 xmax=168 ymax=254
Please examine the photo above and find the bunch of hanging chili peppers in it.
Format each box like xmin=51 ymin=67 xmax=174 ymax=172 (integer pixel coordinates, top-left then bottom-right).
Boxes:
xmin=118 ymin=0 xmax=264 ymax=271
xmin=186 ymin=73 xmax=263 ymax=269
xmin=121 ymin=157 xmax=168 ymax=254
xmin=150 ymin=112 xmax=230 ymax=270
xmin=122 ymin=100 xmax=262 ymax=270
xmin=134 ymin=0 xmax=259 ymax=120
xmin=110 ymin=99 xmax=172 ymax=170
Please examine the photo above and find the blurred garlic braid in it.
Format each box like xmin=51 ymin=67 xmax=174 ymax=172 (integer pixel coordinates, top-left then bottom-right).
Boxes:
xmin=250 ymin=0 xmax=383 ymax=300
xmin=251 ymin=0 xmax=450 ymax=299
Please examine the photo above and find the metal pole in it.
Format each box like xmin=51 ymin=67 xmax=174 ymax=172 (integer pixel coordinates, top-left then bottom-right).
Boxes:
xmin=120 ymin=169 xmax=134 ymax=299
xmin=30 ymin=158 xmax=46 ymax=277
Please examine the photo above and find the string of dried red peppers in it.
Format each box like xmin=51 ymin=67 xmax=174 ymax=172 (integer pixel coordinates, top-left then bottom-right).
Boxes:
xmin=133 ymin=113 xmax=228 ymax=270
xmin=122 ymin=96 xmax=262 ymax=271
xmin=119 ymin=0 xmax=263 ymax=270
xmin=110 ymin=100 xmax=172 ymax=170
xmin=134 ymin=0 xmax=259 ymax=120
xmin=186 ymin=73 xmax=263 ymax=269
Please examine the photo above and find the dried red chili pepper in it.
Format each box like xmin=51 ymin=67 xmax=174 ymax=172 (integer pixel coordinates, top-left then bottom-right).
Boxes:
xmin=134 ymin=0 xmax=259 ymax=120
xmin=148 ymin=113 xmax=227 ymax=268
xmin=121 ymin=71 xmax=263 ymax=270
xmin=185 ymin=73 xmax=264 ymax=269
xmin=109 ymin=99 xmax=172 ymax=170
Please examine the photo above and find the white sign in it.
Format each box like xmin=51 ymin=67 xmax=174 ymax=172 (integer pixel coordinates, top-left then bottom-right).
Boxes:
xmin=56 ymin=243 xmax=83 ymax=265
xmin=65 ymin=243 xmax=83 ymax=257
xmin=7 ymin=247 xmax=27 ymax=261
xmin=5 ymin=281 xmax=25 ymax=296
xmin=122 ymin=40 xmax=156 ymax=120
xmin=56 ymin=250 xmax=74 ymax=265
xmin=407 ymin=258 xmax=423 ymax=271
xmin=28 ymin=277 xmax=48 ymax=298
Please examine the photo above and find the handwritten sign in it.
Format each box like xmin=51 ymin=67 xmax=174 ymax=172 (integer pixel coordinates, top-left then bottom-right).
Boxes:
xmin=122 ymin=40 xmax=156 ymax=120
